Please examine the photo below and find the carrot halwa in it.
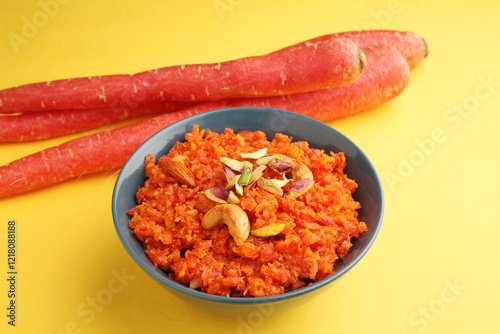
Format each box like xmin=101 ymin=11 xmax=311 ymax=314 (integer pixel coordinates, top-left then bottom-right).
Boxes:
xmin=126 ymin=125 xmax=367 ymax=297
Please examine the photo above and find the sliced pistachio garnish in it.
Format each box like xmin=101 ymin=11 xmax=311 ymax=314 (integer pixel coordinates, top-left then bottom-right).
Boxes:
xmin=205 ymin=187 xmax=230 ymax=203
xmin=268 ymin=159 xmax=293 ymax=173
xmin=219 ymin=152 xmax=312 ymax=200
xmin=271 ymin=178 xmax=289 ymax=188
xmin=223 ymin=165 xmax=238 ymax=183
xmin=240 ymin=147 xmax=268 ymax=160
xmin=288 ymin=178 xmax=314 ymax=198
xmin=255 ymin=155 xmax=277 ymax=166
xmin=225 ymin=174 xmax=241 ymax=189
xmin=247 ymin=165 xmax=267 ymax=186
xmin=251 ymin=223 xmax=286 ymax=237
xmin=234 ymin=182 xmax=244 ymax=196
xmin=219 ymin=157 xmax=246 ymax=172
xmin=240 ymin=161 xmax=254 ymax=172
xmin=227 ymin=190 xmax=240 ymax=204
xmin=257 ymin=178 xmax=284 ymax=196
xmin=237 ymin=167 xmax=252 ymax=186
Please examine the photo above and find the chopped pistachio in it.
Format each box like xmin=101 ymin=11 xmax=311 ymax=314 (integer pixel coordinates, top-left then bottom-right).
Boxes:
xmin=269 ymin=159 xmax=293 ymax=173
xmin=271 ymin=178 xmax=289 ymax=188
xmin=235 ymin=183 xmax=244 ymax=196
xmin=255 ymin=155 xmax=277 ymax=166
xmin=219 ymin=157 xmax=246 ymax=172
xmin=227 ymin=190 xmax=240 ymax=204
xmin=223 ymin=165 xmax=238 ymax=183
xmin=288 ymin=178 xmax=314 ymax=198
xmin=251 ymin=223 xmax=286 ymax=237
xmin=257 ymin=178 xmax=284 ymax=196
xmin=240 ymin=147 xmax=268 ymax=160
xmin=248 ymin=165 xmax=267 ymax=186
xmin=238 ymin=167 xmax=252 ymax=185
xmin=240 ymin=161 xmax=254 ymax=172
xmin=225 ymin=174 xmax=241 ymax=189
xmin=205 ymin=187 xmax=230 ymax=203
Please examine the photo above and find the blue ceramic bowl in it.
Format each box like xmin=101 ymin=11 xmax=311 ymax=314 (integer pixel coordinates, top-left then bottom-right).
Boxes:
xmin=112 ymin=107 xmax=383 ymax=317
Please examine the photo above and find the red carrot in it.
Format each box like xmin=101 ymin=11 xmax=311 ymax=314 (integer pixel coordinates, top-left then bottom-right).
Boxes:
xmin=0 ymin=103 xmax=222 ymax=199
xmin=0 ymin=46 xmax=409 ymax=199
xmin=281 ymin=30 xmax=428 ymax=69
xmin=0 ymin=37 xmax=365 ymax=114
xmin=0 ymin=100 xmax=195 ymax=142
xmin=223 ymin=46 xmax=411 ymax=122
xmin=2 ymin=31 xmax=423 ymax=143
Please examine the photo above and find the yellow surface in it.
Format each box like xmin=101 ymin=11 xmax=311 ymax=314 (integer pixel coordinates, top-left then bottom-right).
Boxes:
xmin=1 ymin=0 xmax=499 ymax=333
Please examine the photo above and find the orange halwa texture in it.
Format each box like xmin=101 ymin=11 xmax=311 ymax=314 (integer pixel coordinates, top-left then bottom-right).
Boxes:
xmin=126 ymin=125 xmax=367 ymax=297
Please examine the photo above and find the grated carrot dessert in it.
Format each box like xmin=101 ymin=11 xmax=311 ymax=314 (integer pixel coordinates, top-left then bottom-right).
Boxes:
xmin=126 ymin=125 xmax=367 ymax=297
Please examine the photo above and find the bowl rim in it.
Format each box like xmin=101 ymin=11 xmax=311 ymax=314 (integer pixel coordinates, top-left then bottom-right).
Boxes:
xmin=112 ymin=106 xmax=384 ymax=305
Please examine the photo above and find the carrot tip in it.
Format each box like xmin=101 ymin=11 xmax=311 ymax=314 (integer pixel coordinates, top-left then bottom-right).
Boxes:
xmin=358 ymin=49 xmax=367 ymax=72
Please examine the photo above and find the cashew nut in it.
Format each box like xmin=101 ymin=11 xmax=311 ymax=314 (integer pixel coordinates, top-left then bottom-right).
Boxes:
xmin=273 ymin=154 xmax=314 ymax=181
xmin=272 ymin=154 xmax=314 ymax=197
xmin=201 ymin=204 xmax=250 ymax=244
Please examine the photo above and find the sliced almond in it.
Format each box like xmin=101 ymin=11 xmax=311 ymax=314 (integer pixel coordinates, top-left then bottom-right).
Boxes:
xmin=162 ymin=158 xmax=196 ymax=187
xmin=251 ymin=223 xmax=286 ymax=237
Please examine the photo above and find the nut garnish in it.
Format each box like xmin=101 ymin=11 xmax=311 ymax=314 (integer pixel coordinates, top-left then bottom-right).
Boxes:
xmin=205 ymin=187 xmax=230 ymax=203
xmin=247 ymin=165 xmax=267 ymax=187
xmin=161 ymin=156 xmax=196 ymax=187
xmin=225 ymin=174 xmax=241 ymax=189
xmin=223 ymin=165 xmax=238 ymax=182
xmin=227 ymin=191 xmax=240 ymax=204
xmin=257 ymin=178 xmax=284 ymax=196
xmin=255 ymin=155 xmax=277 ymax=166
xmin=219 ymin=152 xmax=314 ymax=198
xmin=288 ymin=178 xmax=314 ymax=198
xmin=251 ymin=223 xmax=286 ymax=237
xmin=268 ymin=158 xmax=293 ymax=173
xmin=219 ymin=157 xmax=246 ymax=173
xmin=202 ymin=204 xmax=250 ymax=244
xmin=240 ymin=148 xmax=268 ymax=159
xmin=237 ymin=167 xmax=252 ymax=186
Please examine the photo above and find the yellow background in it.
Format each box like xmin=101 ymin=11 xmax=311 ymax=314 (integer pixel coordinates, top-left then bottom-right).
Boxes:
xmin=1 ymin=0 xmax=499 ymax=333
